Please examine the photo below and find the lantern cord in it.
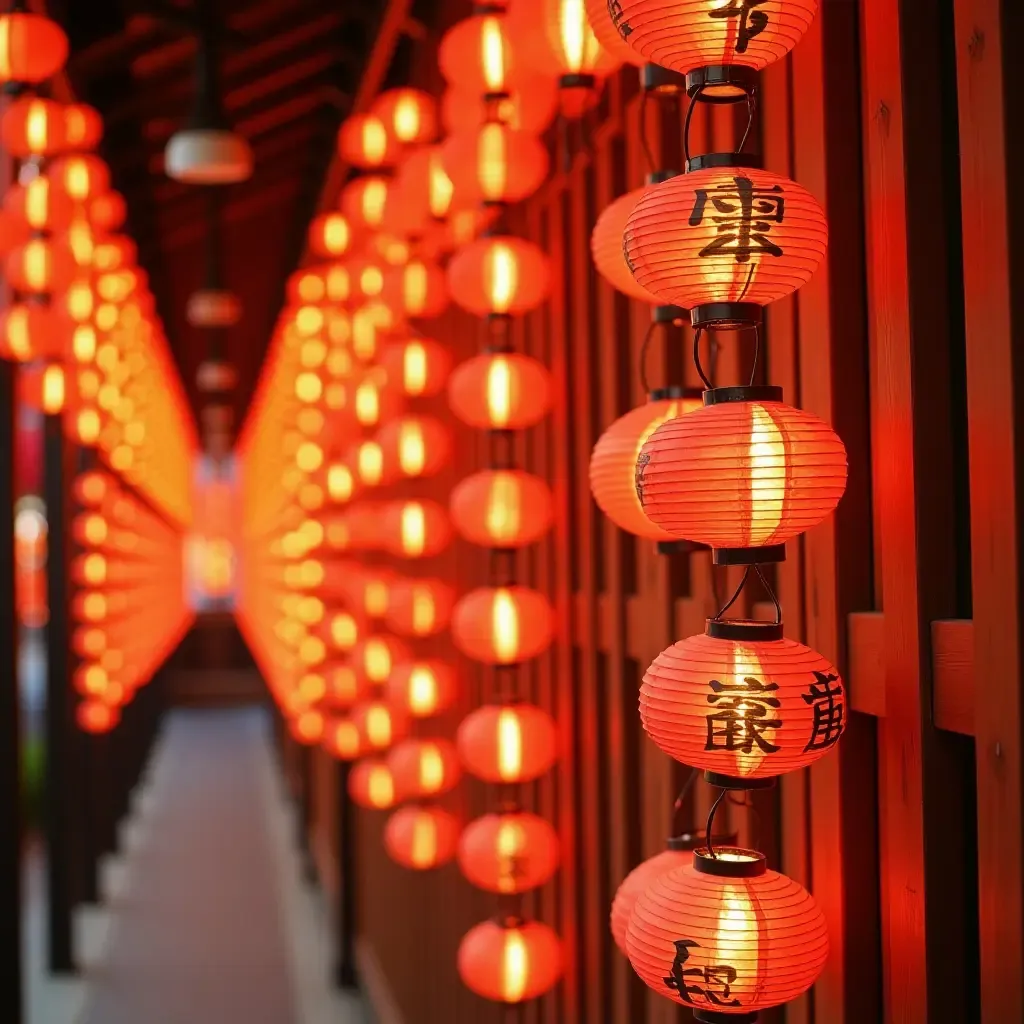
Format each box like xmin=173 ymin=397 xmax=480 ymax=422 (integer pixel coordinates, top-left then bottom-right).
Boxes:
xmin=737 ymin=87 xmax=758 ymax=156
xmin=693 ymin=327 xmax=713 ymax=390
xmin=706 ymin=788 xmax=728 ymax=859
xmin=638 ymin=320 xmax=657 ymax=393
xmin=748 ymin=322 xmax=761 ymax=386
xmin=754 ymin=564 xmax=782 ymax=625
xmin=639 ymin=88 xmax=656 ymax=174
xmin=682 ymin=85 xmax=705 ymax=168
xmin=713 ymin=565 xmax=750 ymax=620
xmin=671 ymin=767 xmax=699 ymax=832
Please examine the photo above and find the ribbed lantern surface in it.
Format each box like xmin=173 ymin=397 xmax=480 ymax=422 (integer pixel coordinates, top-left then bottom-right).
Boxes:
xmin=584 ymin=0 xmax=645 ymax=67
xmin=385 ymin=806 xmax=461 ymax=870
xmin=459 ymin=812 xmax=560 ymax=894
xmin=448 ymin=352 xmax=552 ymax=430
xmin=457 ymin=703 xmax=557 ymax=783
xmin=610 ymin=848 xmax=694 ymax=954
xmin=452 ymin=586 xmax=555 ymax=666
xmin=450 ymin=470 xmax=554 ymax=549
xmin=458 ymin=920 xmax=563 ymax=1004
xmin=590 ymin=187 xmax=660 ymax=302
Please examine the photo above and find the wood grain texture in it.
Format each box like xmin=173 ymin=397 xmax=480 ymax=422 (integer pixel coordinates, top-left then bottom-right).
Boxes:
xmin=848 ymin=612 xmax=886 ymax=718
xmin=932 ymin=619 xmax=975 ymax=736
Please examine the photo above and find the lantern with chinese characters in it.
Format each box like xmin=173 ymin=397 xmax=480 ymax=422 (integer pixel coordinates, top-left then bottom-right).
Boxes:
xmin=640 ymin=620 xmax=846 ymax=783
xmin=337 ymin=113 xmax=396 ymax=170
xmin=388 ymin=660 xmax=458 ymax=718
xmin=624 ymin=160 xmax=828 ymax=328
xmin=385 ymin=578 xmax=455 ymax=638
xmin=458 ymin=920 xmax=563 ymax=1004
xmin=385 ymin=806 xmax=460 ymax=870
xmin=352 ymin=700 xmax=409 ymax=754
xmin=635 ymin=386 xmax=847 ymax=556
xmin=442 ymin=124 xmax=549 ymax=207
xmin=380 ymin=337 xmax=452 ymax=399
xmin=452 ymin=587 xmax=555 ymax=666
xmin=376 ymin=415 xmax=452 ymax=481
xmin=626 ymin=848 xmax=828 ymax=1013
xmin=591 ymin=186 xmax=661 ymax=303
xmin=457 ymin=704 xmax=558 ymax=783
xmin=348 ymin=758 xmax=397 ymax=809
xmin=459 ymin=812 xmax=560 ymax=894
xmin=380 ymin=499 xmax=452 ymax=559
xmin=372 ymin=88 xmax=438 ymax=147
xmin=381 ymin=258 xmax=449 ymax=320
xmin=583 ymin=0 xmax=645 ymax=67
xmin=0 ymin=7 xmax=68 ymax=84
xmin=388 ymin=738 xmax=462 ymax=800
xmin=447 ymin=236 xmax=551 ymax=318
xmin=448 ymin=353 xmax=552 ymax=430
xmin=450 ymin=470 xmax=554 ymax=549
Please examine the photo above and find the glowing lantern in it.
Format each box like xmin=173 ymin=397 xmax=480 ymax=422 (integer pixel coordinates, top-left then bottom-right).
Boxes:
xmin=583 ymin=0 xmax=645 ymax=67
xmin=347 ymin=257 xmax=386 ymax=303
xmin=0 ymin=9 xmax=68 ymax=84
xmin=385 ymin=806 xmax=460 ymax=871
xmin=448 ymin=352 xmax=552 ymax=430
xmin=376 ymin=416 xmax=452 ymax=480
xmin=635 ymin=388 xmax=847 ymax=552
xmin=352 ymin=373 xmax=402 ymax=428
xmin=626 ymin=848 xmax=828 ymax=1013
xmin=385 ymin=578 xmax=455 ymax=639
xmin=289 ymin=708 xmax=326 ymax=745
xmin=0 ymin=304 xmax=60 ymax=362
xmin=458 ymin=920 xmax=563 ymax=1004
xmin=439 ymin=12 xmax=521 ymax=96
xmin=0 ymin=207 xmax=30 ymax=256
xmin=323 ymin=661 xmax=370 ymax=708
xmin=381 ymin=500 xmax=452 ymax=559
xmin=50 ymin=154 xmax=111 ymax=204
xmin=348 ymin=758 xmax=397 ymax=809
xmin=457 ymin=704 xmax=557 ymax=783
xmin=63 ymin=103 xmax=103 ymax=150
xmin=380 ymin=337 xmax=452 ymax=398
xmin=381 ymin=258 xmax=449 ymax=320
xmin=641 ymin=621 xmax=845 ymax=781
xmin=7 ymin=238 xmax=75 ymax=294
xmin=308 ymin=212 xmax=353 ymax=258
xmin=372 ymin=88 xmax=438 ymax=146
xmin=1 ymin=97 xmax=66 ymax=156
xmin=77 ymin=700 xmax=119 ymax=734
xmin=352 ymin=700 xmax=409 ymax=754
xmin=88 ymin=191 xmax=127 ymax=231
xmin=338 ymin=113 xmax=396 ymax=169
xmin=442 ymin=124 xmax=549 ymax=206
xmin=323 ymin=717 xmax=362 ymax=760
xmin=447 ymin=236 xmax=550 ymax=317
xmin=388 ymin=738 xmax=462 ymax=800
xmin=341 ymin=174 xmax=390 ymax=230
xmin=590 ymin=187 xmax=661 ymax=303
xmin=459 ymin=813 xmax=560 ymax=894
xmin=589 ymin=395 xmax=701 ymax=541
xmin=450 ymin=470 xmax=553 ymax=549
xmin=441 ymin=77 xmax=559 ymax=135
xmin=388 ymin=660 xmax=458 ymax=718
xmin=452 ymin=587 xmax=555 ymax=666
xmin=624 ymin=163 xmax=828 ymax=327
xmin=352 ymin=634 xmax=411 ymax=687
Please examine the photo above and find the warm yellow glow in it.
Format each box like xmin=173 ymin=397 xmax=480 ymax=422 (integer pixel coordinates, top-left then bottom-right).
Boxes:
xmin=502 ymin=931 xmax=529 ymax=1003
xmin=496 ymin=820 xmax=528 ymax=893
xmin=76 ymin=408 xmax=101 ymax=444
xmin=479 ymin=123 xmax=509 ymax=201
xmin=366 ymin=705 xmax=393 ymax=746
xmin=558 ymin=0 xmax=593 ymax=72
xmin=322 ymin=214 xmax=350 ymax=255
xmin=297 ymin=407 xmax=324 ymax=435
xmin=403 ymin=341 xmax=427 ymax=396
xmin=82 ymin=592 xmax=107 ymax=622
xmin=22 ymin=239 xmax=50 ymax=292
xmin=297 ymin=595 xmax=324 ymax=625
xmin=299 ymin=338 xmax=327 ymax=368
xmin=298 ymin=634 xmax=327 ymax=666
xmin=63 ymin=158 xmax=92 ymax=201
xmin=429 ymin=151 xmax=454 ymax=218
xmin=24 ymin=177 xmax=50 ymax=230
xmin=330 ymin=613 xmax=358 ymax=651
xmin=357 ymin=440 xmax=383 ymax=486
xmin=82 ymin=553 xmax=106 ymax=585
xmin=365 ymin=579 xmax=389 ymax=617
xmin=361 ymin=179 xmax=388 ymax=225
xmin=298 ymin=483 xmax=324 ymax=511
xmin=497 ymin=708 xmax=523 ymax=781
xmin=486 ymin=472 xmax=522 ymax=543
xmin=360 ymin=264 xmax=384 ymax=297
xmin=295 ymin=371 xmax=323 ymax=403
xmin=325 ymin=264 xmax=350 ymax=302
xmin=408 ymin=666 xmax=438 ymax=715
xmin=419 ymin=744 xmax=445 ymax=792
xmin=398 ymin=421 xmax=426 ymax=476
xmin=748 ymin=403 xmax=785 ymax=544
xmin=3 ymin=307 xmax=31 ymax=360
xmin=82 ymin=514 xmax=108 ymax=545
xmin=361 ymin=116 xmax=388 ymax=165
xmin=368 ymin=765 xmax=394 ymax=807
xmin=727 ymin=643 xmax=769 ymax=777
xmin=400 ymin=502 xmax=426 ymax=557
xmin=295 ymin=441 xmax=324 ymax=473
xmin=72 ymin=325 xmax=97 ymax=363
xmin=393 ymin=94 xmax=421 ymax=142
xmin=327 ymin=463 xmax=354 ymax=502
xmin=355 ymin=380 xmax=380 ymax=426
xmin=411 ymin=589 xmax=436 ymax=635
xmin=410 ymin=814 xmax=438 ymax=867
xmin=487 ymin=356 xmax=513 ymax=427
xmin=488 ymin=242 xmax=517 ymax=313
xmin=295 ymin=305 xmax=324 ymax=337
xmin=364 ymin=638 xmax=392 ymax=684
xmin=26 ymin=100 xmax=51 ymax=153
xmin=481 ymin=16 xmax=506 ymax=93
xmin=299 ymin=673 xmax=326 ymax=702
xmin=65 ymin=280 xmax=94 ymax=322
xmin=402 ymin=261 xmax=428 ymax=314
xmin=42 ymin=364 xmax=65 ymax=414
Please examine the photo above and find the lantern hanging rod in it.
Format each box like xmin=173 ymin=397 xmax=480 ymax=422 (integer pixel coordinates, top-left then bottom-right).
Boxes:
xmin=682 ymin=85 xmax=758 ymax=171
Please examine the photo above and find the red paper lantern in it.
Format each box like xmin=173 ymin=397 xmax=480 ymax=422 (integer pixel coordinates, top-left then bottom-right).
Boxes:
xmin=333 ymin=563 xmax=394 ymax=620
xmin=348 ymin=758 xmax=397 ymax=809
xmin=439 ymin=12 xmax=523 ymax=96
xmin=450 ymin=470 xmax=554 ymax=549
xmin=641 ymin=622 xmax=846 ymax=780
xmin=346 ymin=257 xmax=386 ymax=302
xmin=322 ymin=716 xmax=362 ymax=760
xmin=458 ymin=920 xmax=562 ymax=1004
xmin=459 ymin=812 xmax=560 ymax=894
xmin=591 ymin=187 xmax=660 ymax=302
xmin=351 ymin=700 xmax=410 ymax=753
xmin=441 ymin=78 xmax=559 ymax=135
xmin=452 ymin=587 xmax=555 ymax=665
xmin=448 ymin=353 xmax=553 ymax=430
xmin=447 ymin=236 xmax=550 ymax=317
xmin=584 ymin=0 xmax=645 ymax=67
xmin=624 ymin=164 xmax=828 ymax=326
xmin=391 ymin=145 xmax=454 ymax=226
xmin=289 ymin=708 xmax=325 ymax=745
xmin=63 ymin=103 xmax=103 ymax=151
xmin=0 ymin=10 xmax=68 ymax=84
xmin=341 ymin=175 xmax=391 ymax=230
xmin=322 ymin=661 xmax=371 ymax=709
xmin=388 ymin=660 xmax=458 ymax=718
xmin=372 ymin=88 xmax=438 ymax=147
xmin=385 ymin=806 xmax=460 ymax=871
xmin=77 ymin=699 xmax=119 ymax=734
xmin=7 ymin=238 xmax=75 ymax=294
xmin=308 ymin=212 xmax=353 ymax=258
xmin=389 ymin=738 xmax=462 ymax=800
xmin=88 ymin=191 xmax=127 ymax=231
xmin=636 ymin=388 xmax=847 ymax=550
xmin=376 ymin=415 xmax=452 ymax=481
xmin=381 ymin=258 xmax=449 ymax=319
xmin=338 ymin=113 xmax=396 ymax=170
xmin=589 ymin=395 xmax=701 ymax=541
xmin=457 ymin=704 xmax=557 ymax=783
xmin=442 ymin=124 xmax=549 ymax=207
xmin=610 ymin=845 xmax=696 ymax=954
xmin=380 ymin=499 xmax=452 ymax=559
xmin=380 ymin=337 xmax=452 ymax=398
xmin=0 ymin=303 xmax=62 ymax=362
xmin=351 ymin=372 xmax=403 ymax=429
xmin=351 ymin=634 xmax=411 ymax=687
xmin=50 ymin=154 xmax=111 ymax=203
xmin=0 ymin=207 xmax=30 ymax=257
xmin=385 ymin=578 xmax=455 ymax=638
xmin=1 ymin=97 xmax=66 ymax=156
xmin=626 ymin=848 xmax=828 ymax=1012
xmin=606 ymin=1 xmax=818 ymax=83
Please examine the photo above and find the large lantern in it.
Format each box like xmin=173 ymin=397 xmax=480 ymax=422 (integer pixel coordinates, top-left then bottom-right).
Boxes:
xmin=458 ymin=920 xmax=562 ymax=1004
xmin=591 ymin=187 xmax=661 ymax=302
xmin=459 ymin=812 xmax=560 ymax=894
xmin=388 ymin=738 xmax=462 ymax=800
xmin=1 ymin=97 xmax=66 ymax=156
xmin=337 ymin=113 xmax=396 ymax=170
xmin=626 ymin=848 xmax=828 ymax=1013
xmin=450 ymin=470 xmax=553 ymax=549
xmin=439 ymin=12 xmax=521 ymax=97
xmin=635 ymin=387 xmax=847 ymax=554
xmin=388 ymin=660 xmax=458 ymax=718
xmin=385 ymin=806 xmax=461 ymax=870
xmin=380 ymin=337 xmax=452 ymax=399
xmin=457 ymin=704 xmax=557 ymax=783
xmin=447 ymin=236 xmax=551 ymax=318
xmin=380 ymin=499 xmax=452 ymax=559
xmin=640 ymin=621 xmax=846 ymax=782
xmin=385 ymin=578 xmax=455 ymax=638
xmin=0 ymin=8 xmax=68 ymax=84
xmin=372 ymin=88 xmax=438 ymax=147
xmin=624 ymin=161 xmax=828 ymax=327
xmin=583 ymin=0 xmax=645 ymax=67
xmin=452 ymin=587 xmax=555 ymax=666
xmin=348 ymin=758 xmax=397 ymax=809
xmin=442 ymin=124 xmax=549 ymax=207
xmin=448 ymin=352 xmax=552 ymax=430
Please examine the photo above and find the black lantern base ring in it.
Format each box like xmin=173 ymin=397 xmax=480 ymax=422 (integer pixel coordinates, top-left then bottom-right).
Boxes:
xmin=686 ymin=64 xmax=758 ymax=104
xmin=641 ymin=63 xmax=687 ymax=95
xmin=706 ymin=618 xmax=784 ymax=642
xmin=690 ymin=301 xmax=763 ymax=329
xmin=711 ymin=544 xmax=786 ymax=567
xmin=651 ymin=303 xmax=688 ymax=324
xmin=704 ymin=771 xmax=777 ymax=792
xmin=694 ymin=1010 xmax=759 ymax=1024
xmin=559 ymin=72 xmax=596 ymax=92
xmin=656 ymin=539 xmax=709 ymax=556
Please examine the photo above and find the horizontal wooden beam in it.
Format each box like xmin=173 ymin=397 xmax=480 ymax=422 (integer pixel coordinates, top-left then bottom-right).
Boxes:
xmin=847 ymin=611 xmax=885 ymax=717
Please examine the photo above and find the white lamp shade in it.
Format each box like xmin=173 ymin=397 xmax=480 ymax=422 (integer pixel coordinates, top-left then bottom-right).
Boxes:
xmin=196 ymin=360 xmax=239 ymax=394
xmin=165 ymin=129 xmax=253 ymax=184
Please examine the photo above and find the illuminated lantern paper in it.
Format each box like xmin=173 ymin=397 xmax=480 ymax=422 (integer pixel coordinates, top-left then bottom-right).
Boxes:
xmin=640 ymin=622 xmax=846 ymax=781
xmin=381 ymin=258 xmax=449 ymax=320
xmin=322 ymin=661 xmax=370 ymax=708
xmin=448 ymin=352 xmax=552 ymax=430
xmin=442 ymin=124 xmax=549 ymax=207
xmin=635 ymin=388 xmax=847 ymax=551
xmin=380 ymin=499 xmax=452 ymax=559
xmin=390 ymin=145 xmax=453 ymax=226
xmin=583 ymin=0 xmax=645 ymax=67
xmin=439 ymin=12 xmax=521 ymax=96
xmin=337 ymin=113 xmax=396 ymax=170
xmin=457 ymin=704 xmax=557 ymax=783
xmin=322 ymin=716 xmax=362 ymax=761
xmin=341 ymin=175 xmax=391 ymax=230
xmin=459 ymin=812 xmax=560 ymax=894
xmin=289 ymin=708 xmax=325 ymax=745
xmin=348 ymin=758 xmax=397 ymax=809
xmin=380 ymin=337 xmax=452 ymax=399
xmin=351 ymin=634 xmax=411 ymax=688
xmin=308 ymin=212 xmax=353 ymax=258
xmin=0 ymin=9 xmax=68 ymax=84
xmin=351 ymin=700 xmax=409 ymax=753
xmin=590 ymin=187 xmax=661 ymax=303
xmin=88 ymin=191 xmax=127 ymax=231
xmin=458 ymin=920 xmax=562 ymax=1004
xmin=388 ymin=738 xmax=462 ymax=800
xmin=452 ymin=587 xmax=555 ymax=665
xmin=0 ymin=304 xmax=61 ymax=362
xmin=63 ymin=103 xmax=103 ymax=150
xmin=385 ymin=806 xmax=460 ymax=871
xmin=7 ymin=238 xmax=75 ymax=294
xmin=50 ymin=154 xmax=111 ymax=204
xmin=626 ymin=848 xmax=828 ymax=1012
xmin=372 ymin=88 xmax=438 ymax=147
xmin=388 ymin=660 xmax=458 ymax=718
xmin=450 ymin=470 xmax=553 ymax=549
xmin=624 ymin=163 xmax=828 ymax=327
xmin=385 ymin=578 xmax=455 ymax=638
xmin=376 ymin=416 xmax=452 ymax=481
xmin=77 ymin=699 xmax=119 ymax=734
xmin=1 ymin=97 xmax=66 ymax=156
xmin=447 ymin=236 xmax=550 ymax=318
xmin=441 ymin=78 xmax=559 ymax=135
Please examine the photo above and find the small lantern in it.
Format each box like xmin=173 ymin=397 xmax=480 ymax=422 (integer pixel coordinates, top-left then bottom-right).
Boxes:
xmin=308 ymin=212 xmax=354 ymax=258
xmin=372 ymin=88 xmax=438 ymax=147
xmin=459 ymin=812 xmax=560 ymax=894
xmin=458 ymin=703 xmax=557 ymax=783
xmin=447 ymin=236 xmax=551 ymax=318
xmin=380 ymin=337 xmax=452 ymax=398
xmin=381 ymin=258 xmax=449 ymax=320
xmin=442 ymin=124 xmax=549 ymax=207
xmin=5 ymin=176 xmax=75 ymax=232
xmin=376 ymin=415 xmax=452 ymax=481
xmin=351 ymin=699 xmax=409 ymax=753
xmin=387 ymin=660 xmax=458 ymax=718
xmin=0 ymin=303 xmax=61 ymax=362
xmin=450 ymin=470 xmax=554 ymax=549
xmin=348 ymin=757 xmax=397 ymax=809
xmin=63 ymin=103 xmax=103 ymax=151
xmin=77 ymin=700 xmax=119 ymax=734
xmin=341 ymin=174 xmax=391 ymax=230
xmin=0 ymin=8 xmax=68 ymax=84
xmin=351 ymin=634 xmax=411 ymax=688
xmin=50 ymin=154 xmax=111 ymax=204
xmin=1 ymin=97 xmax=66 ymax=157
xmin=441 ymin=77 xmax=559 ymax=135
xmin=452 ymin=586 xmax=555 ymax=665
xmin=385 ymin=806 xmax=460 ymax=871
xmin=338 ymin=113 xmax=396 ymax=170
xmin=385 ymin=578 xmax=455 ymax=638
xmin=88 ymin=191 xmax=127 ymax=231
xmin=322 ymin=716 xmax=362 ymax=761
xmin=388 ymin=738 xmax=462 ymax=800
xmin=458 ymin=920 xmax=562 ymax=1004
xmin=380 ymin=499 xmax=453 ymax=559
xmin=448 ymin=352 xmax=553 ymax=430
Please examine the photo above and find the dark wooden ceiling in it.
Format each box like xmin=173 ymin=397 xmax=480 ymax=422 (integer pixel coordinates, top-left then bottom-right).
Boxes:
xmin=56 ymin=0 xmax=441 ymax=426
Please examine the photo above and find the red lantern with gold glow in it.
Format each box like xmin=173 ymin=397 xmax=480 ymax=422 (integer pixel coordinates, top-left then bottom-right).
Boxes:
xmin=439 ymin=12 xmax=522 ymax=96
xmin=635 ymin=388 xmax=847 ymax=550
xmin=0 ymin=303 xmax=61 ymax=362
xmin=459 ymin=812 xmax=560 ymax=894
xmin=322 ymin=660 xmax=371 ymax=709
xmin=308 ymin=212 xmax=353 ymax=258
xmin=63 ymin=103 xmax=103 ymax=151
xmin=388 ymin=660 xmax=458 ymax=718
xmin=334 ymin=562 xmax=393 ymax=621
xmin=591 ymin=187 xmax=661 ymax=302
xmin=641 ymin=621 xmax=845 ymax=780
xmin=624 ymin=164 xmax=828 ymax=326
xmin=5 ymin=176 xmax=75 ymax=232
xmin=351 ymin=699 xmax=410 ymax=753
xmin=341 ymin=174 xmax=391 ymax=230
xmin=337 ymin=113 xmax=396 ymax=170
xmin=450 ymin=470 xmax=553 ymax=549
xmin=452 ymin=586 xmax=555 ymax=666
xmin=386 ymin=578 xmax=455 ymax=638
xmin=381 ymin=500 xmax=452 ymax=560
xmin=381 ymin=258 xmax=449 ymax=320
xmin=448 ymin=352 xmax=552 ymax=430
xmin=50 ymin=154 xmax=111 ymax=204
xmin=6 ymin=238 xmax=75 ymax=294
xmin=583 ymin=0 xmax=645 ymax=67
xmin=351 ymin=634 xmax=411 ymax=688
xmin=589 ymin=394 xmax=701 ymax=541
xmin=77 ymin=699 xmax=119 ymax=734
xmin=390 ymin=145 xmax=453 ymax=228
xmin=348 ymin=758 xmax=397 ymax=809
xmin=442 ymin=124 xmax=549 ymax=207
xmin=322 ymin=716 xmax=362 ymax=761
xmin=380 ymin=337 xmax=452 ymax=399
xmin=385 ymin=806 xmax=460 ymax=871
xmin=458 ymin=920 xmax=562 ymax=1004
xmin=605 ymin=0 xmax=818 ymax=85
xmin=1 ymin=97 xmax=66 ymax=156
xmin=376 ymin=415 xmax=452 ymax=481
xmin=0 ymin=207 xmax=30 ymax=257
xmin=389 ymin=738 xmax=462 ymax=800
xmin=447 ymin=236 xmax=550 ymax=317
xmin=441 ymin=78 xmax=558 ymax=135
xmin=88 ymin=191 xmax=127 ymax=231
xmin=626 ymin=848 xmax=828 ymax=1012
xmin=457 ymin=703 xmax=557 ymax=783
xmin=372 ymin=88 xmax=438 ymax=147
xmin=0 ymin=9 xmax=68 ymax=84
xmin=289 ymin=708 xmax=326 ymax=745
xmin=351 ymin=371 xmax=403 ymax=429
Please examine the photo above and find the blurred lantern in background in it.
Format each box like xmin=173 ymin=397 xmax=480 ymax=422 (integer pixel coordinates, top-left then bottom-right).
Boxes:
xmin=458 ymin=921 xmax=563 ymax=1004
